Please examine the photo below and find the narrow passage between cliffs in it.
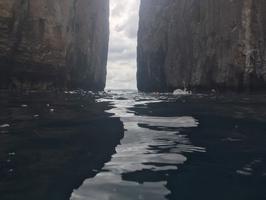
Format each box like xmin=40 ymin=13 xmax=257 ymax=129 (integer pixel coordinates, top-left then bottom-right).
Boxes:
xmin=105 ymin=0 xmax=140 ymax=90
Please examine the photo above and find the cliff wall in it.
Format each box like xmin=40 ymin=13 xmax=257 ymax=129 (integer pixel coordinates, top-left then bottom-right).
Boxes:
xmin=137 ymin=0 xmax=266 ymax=92
xmin=0 ymin=0 xmax=109 ymax=90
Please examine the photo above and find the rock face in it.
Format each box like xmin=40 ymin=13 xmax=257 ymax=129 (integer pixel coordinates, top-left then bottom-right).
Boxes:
xmin=137 ymin=0 xmax=266 ymax=92
xmin=0 ymin=0 xmax=109 ymax=90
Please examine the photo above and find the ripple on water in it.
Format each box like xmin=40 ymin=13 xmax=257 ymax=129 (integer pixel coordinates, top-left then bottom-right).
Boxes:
xmin=71 ymin=91 xmax=205 ymax=200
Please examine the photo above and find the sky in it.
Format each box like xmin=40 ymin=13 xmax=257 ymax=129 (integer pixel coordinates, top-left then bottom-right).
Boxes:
xmin=105 ymin=0 xmax=140 ymax=90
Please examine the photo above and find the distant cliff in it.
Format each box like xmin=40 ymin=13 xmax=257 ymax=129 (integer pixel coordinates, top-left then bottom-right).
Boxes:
xmin=0 ymin=0 xmax=109 ymax=90
xmin=137 ymin=0 xmax=266 ymax=92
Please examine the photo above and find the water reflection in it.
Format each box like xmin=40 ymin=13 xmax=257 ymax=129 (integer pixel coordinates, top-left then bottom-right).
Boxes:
xmin=71 ymin=91 xmax=205 ymax=200
xmin=1 ymin=90 xmax=266 ymax=200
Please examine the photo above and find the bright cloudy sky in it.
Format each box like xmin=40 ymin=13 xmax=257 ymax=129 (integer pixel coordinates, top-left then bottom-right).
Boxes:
xmin=105 ymin=0 xmax=140 ymax=90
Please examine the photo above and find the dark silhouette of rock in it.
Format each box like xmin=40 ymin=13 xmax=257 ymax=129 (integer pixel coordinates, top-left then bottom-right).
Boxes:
xmin=0 ymin=0 xmax=109 ymax=90
xmin=137 ymin=0 xmax=266 ymax=92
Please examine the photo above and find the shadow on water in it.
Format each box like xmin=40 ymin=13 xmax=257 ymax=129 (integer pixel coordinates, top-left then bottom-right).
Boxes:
xmin=0 ymin=91 xmax=124 ymax=200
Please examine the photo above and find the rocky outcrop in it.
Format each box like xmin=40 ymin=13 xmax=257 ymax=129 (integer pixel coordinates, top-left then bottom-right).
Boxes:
xmin=137 ymin=0 xmax=266 ymax=92
xmin=0 ymin=0 xmax=109 ymax=90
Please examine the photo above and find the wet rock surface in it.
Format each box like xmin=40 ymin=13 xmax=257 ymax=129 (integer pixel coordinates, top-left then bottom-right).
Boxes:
xmin=0 ymin=0 xmax=109 ymax=90
xmin=137 ymin=0 xmax=266 ymax=92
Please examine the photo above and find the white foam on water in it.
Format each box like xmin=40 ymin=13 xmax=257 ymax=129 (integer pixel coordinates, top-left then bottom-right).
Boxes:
xmin=0 ymin=124 xmax=10 ymax=128
xmin=173 ymin=89 xmax=192 ymax=95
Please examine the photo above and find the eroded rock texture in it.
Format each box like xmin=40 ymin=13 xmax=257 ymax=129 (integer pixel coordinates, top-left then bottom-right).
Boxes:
xmin=137 ymin=0 xmax=266 ymax=92
xmin=0 ymin=0 xmax=109 ymax=90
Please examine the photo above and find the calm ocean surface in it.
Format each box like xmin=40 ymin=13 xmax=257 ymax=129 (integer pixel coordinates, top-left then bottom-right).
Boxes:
xmin=1 ymin=90 xmax=266 ymax=200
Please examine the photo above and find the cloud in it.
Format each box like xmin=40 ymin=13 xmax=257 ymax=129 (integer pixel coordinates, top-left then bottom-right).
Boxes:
xmin=106 ymin=0 xmax=140 ymax=90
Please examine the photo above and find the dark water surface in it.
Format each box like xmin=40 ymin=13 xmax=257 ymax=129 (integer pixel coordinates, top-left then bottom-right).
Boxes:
xmin=1 ymin=90 xmax=266 ymax=200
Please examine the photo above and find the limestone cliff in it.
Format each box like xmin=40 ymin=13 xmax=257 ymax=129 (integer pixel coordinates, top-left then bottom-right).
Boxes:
xmin=0 ymin=0 xmax=109 ymax=90
xmin=137 ymin=0 xmax=266 ymax=92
